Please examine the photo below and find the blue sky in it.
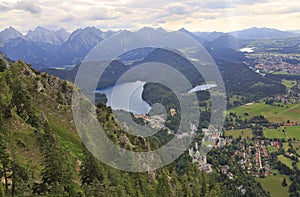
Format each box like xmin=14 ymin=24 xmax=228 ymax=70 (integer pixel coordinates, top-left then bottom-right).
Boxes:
xmin=0 ymin=0 xmax=299 ymax=33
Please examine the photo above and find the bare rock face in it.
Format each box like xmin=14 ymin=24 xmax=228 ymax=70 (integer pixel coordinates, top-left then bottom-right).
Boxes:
xmin=0 ymin=27 xmax=23 ymax=44
xmin=119 ymin=135 xmax=133 ymax=149
xmin=25 ymin=26 xmax=70 ymax=45
xmin=13 ymin=60 xmax=74 ymax=105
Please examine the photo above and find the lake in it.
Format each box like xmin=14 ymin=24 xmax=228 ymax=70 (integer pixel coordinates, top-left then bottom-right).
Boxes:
xmin=96 ymin=82 xmax=217 ymax=114
xmin=240 ymin=47 xmax=254 ymax=53
xmin=188 ymin=84 xmax=217 ymax=93
xmin=95 ymin=81 xmax=151 ymax=114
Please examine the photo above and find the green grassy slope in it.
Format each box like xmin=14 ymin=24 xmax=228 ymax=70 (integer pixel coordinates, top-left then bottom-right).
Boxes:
xmin=228 ymin=102 xmax=300 ymax=123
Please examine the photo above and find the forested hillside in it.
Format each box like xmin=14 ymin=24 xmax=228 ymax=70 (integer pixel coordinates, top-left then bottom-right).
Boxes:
xmin=0 ymin=60 xmax=235 ymax=196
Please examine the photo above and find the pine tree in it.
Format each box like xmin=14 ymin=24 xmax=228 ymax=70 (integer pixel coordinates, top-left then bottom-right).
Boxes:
xmin=80 ymin=146 xmax=105 ymax=185
xmin=37 ymin=123 xmax=76 ymax=196
xmin=11 ymin=158 xmax=29 ymax=197
xmin=156 ymin=169 xmax=172 ymax=197
xmin=282 ymin=178 xmax=288 ymax=187
xmin=0 ymin=59 xmax=6 ymax=72
xmin=181 ymin=174 xmax=192 ymax=197
xmin=11 ymin=80 xmax=33 ymax=122
xmin=84 ymin=178 xmax=116 ymax=197
xmin=40 ymin=143 xmax=75 ymax=195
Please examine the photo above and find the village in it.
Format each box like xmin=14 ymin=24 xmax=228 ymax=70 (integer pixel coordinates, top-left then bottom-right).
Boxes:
xmin=232 ymin=139 xmax=277 ymax=177
xmin=133 ymin=99 xmax=299 ymax=181
xmin=251 ymin=53 xmax=300 ymax=74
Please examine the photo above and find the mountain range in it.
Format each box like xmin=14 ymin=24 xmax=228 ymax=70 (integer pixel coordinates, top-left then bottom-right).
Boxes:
xmin=43 ymin=27 xmax=286 ymax=102
xmin=230 ymin=27 xmax=298 ymax=40
xmin=0 ymin=26 xmax=299 ymax=69
xmin=26 ymin=26 xmax=70 ymax=45
xmin=0 ymin=27 xmax=106 ymax=69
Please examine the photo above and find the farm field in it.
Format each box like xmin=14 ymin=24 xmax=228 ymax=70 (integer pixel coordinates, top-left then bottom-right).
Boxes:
xmin=263 ymin=128 xmax=287 ymax=139
xmin=264 ymin=126 xmax=300 ymax=140
xmin=228 ymin=102 xmax=300 ymax=123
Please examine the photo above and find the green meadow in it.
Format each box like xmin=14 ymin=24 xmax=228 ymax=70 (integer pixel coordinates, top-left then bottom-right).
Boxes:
xmin=278 ymin=155 xmax=300 ymax=169
xmin=291 ymin=142 xmax=300 ymax=154
xmin=228 ymin=102 xmax=300 ymax=123
xmin=264 ymin=126 xmax=300 ymax=140
xmin=256 ymin=173 xmax=291 ymax=197
xmin=225 ymin=128 xmax=253 ymax=139
xmin=282 ymin=80 xmax=297 ymax=89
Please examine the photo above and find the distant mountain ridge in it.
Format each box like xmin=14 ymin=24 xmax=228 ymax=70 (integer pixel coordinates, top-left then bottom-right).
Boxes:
xmin=194 ymin=31 xmax=227 ymax=41
xmin=203 ymin=34 xmax=240 ymax=50
xmin=26 ymin=26 xmax=70 ymax=45
xmin=54 ymin=27 xmax=103 ymax=66
xmin=0 ymin=26 xmax=23 ymax=44
xmin=0 ymin=26 xmax=299 ymax=69
xmin=230 ymin=27 xmax=298 ymax=39
xmin=0 ymin=26 xmax=120 ymax=45
xmin=0 ymin=27 xmax=105 ymax=69
xmin=178 ymin=28 xmax=206 ymax=43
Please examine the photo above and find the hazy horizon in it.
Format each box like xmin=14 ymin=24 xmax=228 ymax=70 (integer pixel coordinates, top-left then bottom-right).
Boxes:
xmin=1 ymin=25 xmax=299 ymax=35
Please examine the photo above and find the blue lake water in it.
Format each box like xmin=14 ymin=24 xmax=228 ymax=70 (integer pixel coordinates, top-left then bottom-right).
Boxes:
xmin=240 ymin=47 xmax=254 ymax=53
xmin=95 ymin=81 xmax=151 ymax=114
xmin=188 ymin=84 xmax=217 ymax=93
xmin=96 ymin=81 xmax=217 ymax=114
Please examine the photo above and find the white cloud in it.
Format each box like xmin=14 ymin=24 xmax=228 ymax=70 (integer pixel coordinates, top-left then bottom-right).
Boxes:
xmin=0 ymin=0 xmax=299 ymax=33
xmin=83 ymin=7 xmax=120 ymax=20
xmin=15 ymin=0 xmax=41 ymax=14
xmin=165 ymin=2 xmax=196 ymax=15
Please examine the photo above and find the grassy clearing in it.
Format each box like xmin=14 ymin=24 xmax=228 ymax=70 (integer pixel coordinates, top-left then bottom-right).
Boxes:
xmin=291 ymin=142 xmax=300 ymax=154
xmin=46 ymin=109 xmax=83 ymax=160
xmin=256 ymin=173 xmax=291 ymax=197
xmin=34 ymin=91 xmax=84 ymax=160
xmin=4 ymin=113 xmax=43 ymax=178
xmin=285 ymin=127 xmax=300 ymax=140
xmin=278 ymin=155 xmax=294 ymax=169
xmin=282 ymin=80 xmax=297 ymax=89
xmin=225 ymin=128 xmax=253 ymax=139
xmin=228 ymin=102 xmax=300 ymax=123
xmin=264 ymin=128 xmax=287 ymax=139
xmin=278 ymin=155 xmax=300 ymax=169
xmin=267 ymin=145 xmax=278 ymax=153
xmin=282 ymin=143 xmax=289 ymax=151
xmin=228 ymin=95 xmax=242 ymax=103
xmin=272 ymin=71 xmax=289 ymax=75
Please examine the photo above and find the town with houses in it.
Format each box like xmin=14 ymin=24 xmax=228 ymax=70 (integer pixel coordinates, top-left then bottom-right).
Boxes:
xmin=134 ymin=107 xmax=287 ymax=178
xmin=253 ymin=54 xmax=300 ymax=74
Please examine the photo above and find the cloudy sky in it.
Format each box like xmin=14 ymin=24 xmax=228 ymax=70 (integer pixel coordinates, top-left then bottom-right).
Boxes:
xmin=0 ymin=0 xmax=299 ymax=33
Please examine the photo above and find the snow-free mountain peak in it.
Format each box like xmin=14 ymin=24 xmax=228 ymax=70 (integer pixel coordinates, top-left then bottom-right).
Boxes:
xmin=26 ymin=26 xmax=69 ymax=45
xmin=0 ymin=26 xmax=23 ymax=43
